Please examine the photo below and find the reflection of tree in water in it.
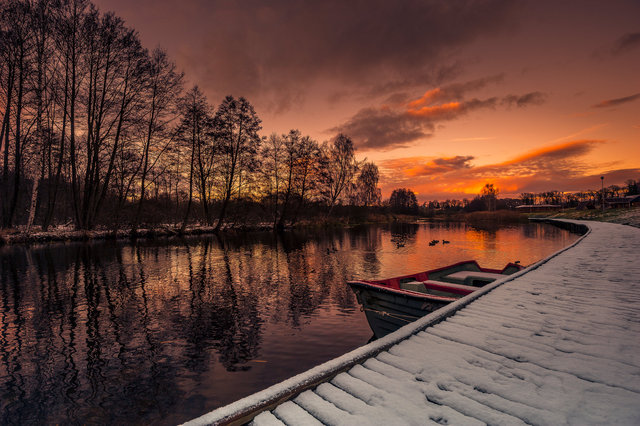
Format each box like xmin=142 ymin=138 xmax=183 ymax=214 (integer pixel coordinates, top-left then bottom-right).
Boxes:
xmin=182 ymin=237 xmax=263 ymax=373
xmin=283 ymin=241 xmax=317 ymax=327
xmin=0 ymin=230 xmax=377 ymax=424
xmin=0 ymin=249 xmax=27 ymax=425
xmin=351 ymin=226 xmax=382 ymax=278
xmin=389 ymin=222 xmax=419 ymax=248
xmin=0 ymin=243 xmax=190 ymax=424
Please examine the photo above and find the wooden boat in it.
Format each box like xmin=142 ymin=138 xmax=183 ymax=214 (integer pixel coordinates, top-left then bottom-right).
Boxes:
xmin=348 ymin=261 xmax=523 ymax=338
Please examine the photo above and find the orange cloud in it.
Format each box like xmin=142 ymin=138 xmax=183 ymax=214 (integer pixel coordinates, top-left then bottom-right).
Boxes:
xmin=381 ymin=155 xmax=475 ymax=179
xmin=407 ymin=101 xmax=463 ymax=118
xmin=503 ymin=140 xmax=600 ymax=164
xmin=407 ymin=88 xmax=442 ymax=109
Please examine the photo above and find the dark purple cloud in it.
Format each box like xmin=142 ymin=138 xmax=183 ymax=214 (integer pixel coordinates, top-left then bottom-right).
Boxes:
xmin=94 ymin=0 xmax=521 ymax=108
xmin=414 ymin=155 xmax=476 ymax=174
xmin=612 ymin=32 xmax=640 ymax=54
xmin=433 ymin=156 xmax=475 ymax=169
xmin=330 ymin=107 xmax=436 ymax=151
xmin=592 ymin=93 xmax=640 ymax=108
xmin=502 ymin=91 xmax=547 ymax=107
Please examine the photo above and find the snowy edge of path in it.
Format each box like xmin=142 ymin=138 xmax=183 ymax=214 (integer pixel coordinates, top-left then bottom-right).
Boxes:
xmin=183 ymin=220 xmax=591 ymax=426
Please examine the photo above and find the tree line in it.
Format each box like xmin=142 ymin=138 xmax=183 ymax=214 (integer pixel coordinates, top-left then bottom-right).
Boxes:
xmin=519 ymin=179 xmax=639 ymax=207
xmin=391 ymin=179 xmax=640 ymax=216
xmin=0 ymin=0 xmax=381 ymax=232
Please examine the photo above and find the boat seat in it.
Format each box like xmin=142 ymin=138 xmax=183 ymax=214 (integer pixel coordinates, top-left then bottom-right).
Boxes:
xmin=400 ymin=280 xmax=477 ymax=296
xmin=400 ymin=281 xmax=428 ymax=292
xmin=442 ymin=270 xmax=505 ymax=285
xmin=422 ymin=280 xmax=479 ymax=294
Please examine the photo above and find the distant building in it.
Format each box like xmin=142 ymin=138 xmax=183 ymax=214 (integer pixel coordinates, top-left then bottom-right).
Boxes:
xmin=605 ymin=195 xmax=640 ymax=208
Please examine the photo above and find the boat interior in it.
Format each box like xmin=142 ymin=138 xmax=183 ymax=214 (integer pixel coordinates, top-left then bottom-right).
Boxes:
xmin=382 ymin=261 xmax=522 ymax=298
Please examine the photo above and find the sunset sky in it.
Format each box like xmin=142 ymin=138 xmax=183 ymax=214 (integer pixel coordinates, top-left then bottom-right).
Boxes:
xmin=94 ymin=0 xmax=640 ymax=201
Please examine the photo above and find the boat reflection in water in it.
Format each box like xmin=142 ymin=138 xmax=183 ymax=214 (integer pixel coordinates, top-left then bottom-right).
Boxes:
xmin=348 ymin=260 xmax=523 ymax=338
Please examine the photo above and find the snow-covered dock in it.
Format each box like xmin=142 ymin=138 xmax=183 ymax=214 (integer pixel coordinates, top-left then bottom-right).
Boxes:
xmin=186 ymin=220 xmax=640 ymax=425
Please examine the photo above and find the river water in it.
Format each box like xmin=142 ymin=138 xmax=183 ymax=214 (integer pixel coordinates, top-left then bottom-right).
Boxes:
xmin=0 ymin=222 xmax=579 ymax=424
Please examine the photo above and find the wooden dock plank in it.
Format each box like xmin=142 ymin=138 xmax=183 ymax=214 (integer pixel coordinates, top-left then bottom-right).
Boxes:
xmin=271 ymin=401 xmax=323 ymax=426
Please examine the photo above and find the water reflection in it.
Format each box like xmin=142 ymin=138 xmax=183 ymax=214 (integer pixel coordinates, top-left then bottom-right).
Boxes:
xmin=0 ymin=222 xmax=579 ymax=424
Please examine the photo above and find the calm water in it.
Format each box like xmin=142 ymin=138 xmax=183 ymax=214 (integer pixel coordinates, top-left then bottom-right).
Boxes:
xmin=0 ymin=222 xmax=579 ymax=424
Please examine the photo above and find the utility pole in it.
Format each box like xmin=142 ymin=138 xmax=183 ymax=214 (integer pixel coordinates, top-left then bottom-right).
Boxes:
xmin=601 ymin=176 xmax=605 ymax=212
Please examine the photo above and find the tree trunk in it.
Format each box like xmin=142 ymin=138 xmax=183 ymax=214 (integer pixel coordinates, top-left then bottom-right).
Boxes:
xmin=181 ymin=128 xmax=197 ymax=233
xmin=7 ymin=49 xmax=26 ymax=228
xmin=26 ymin=177 xmax=41 ymax=233
xmin=0 ymin=65 xmax=14 ymax=228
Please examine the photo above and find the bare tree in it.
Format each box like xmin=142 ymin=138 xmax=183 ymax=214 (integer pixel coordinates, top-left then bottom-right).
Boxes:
xmin=132 ymin=47 xmax=183 ymax=231
xmin=177 ymin=86 xmax=210 ymax=231
xmin=261 ymin=132 xmax=284 ymax=229
xmin=481 ymin=183 xmax=499 ymax=211
xmin=1 ymin=0 xmax=34 ymax=228
xmin=320 ymin=133 xmax=359 ymax=216
xmin=0 ymin=5 xmax=18 ymax=226
xmin=290 ymin=135 xmax=320 ymax=226
xmin=354 ymin=161 xmax=381 ymax=207
xmin=212 ymin=95 xmax=261 ymax=232
xmin=26 ymin=0 xmax=55 ymax=232
xmin=275 ymin=129 xmax=303 ymax=230
xmin=389 ymin=188 xmax=418 ymax=213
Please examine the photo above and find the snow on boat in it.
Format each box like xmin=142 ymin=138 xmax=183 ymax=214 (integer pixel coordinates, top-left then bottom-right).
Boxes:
xmin=348 ymin=260 xmax=523 ymax=338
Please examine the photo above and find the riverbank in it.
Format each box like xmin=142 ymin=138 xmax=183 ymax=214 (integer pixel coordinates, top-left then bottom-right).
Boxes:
xmin=2 ymin=207 xmax=637 ymax=245
xmin=0 ymin=212 xmax=408 ymax=245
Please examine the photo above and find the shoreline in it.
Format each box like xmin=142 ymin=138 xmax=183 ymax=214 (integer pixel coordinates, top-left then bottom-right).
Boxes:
xmin=1 ymin=207 xmax=637 ymax=246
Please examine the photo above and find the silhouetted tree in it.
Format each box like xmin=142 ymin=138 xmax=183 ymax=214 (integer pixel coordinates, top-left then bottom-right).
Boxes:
xmin=212 ymin=95 xmax=261 ymax=232
xmin=481 ymin=183 xmax=499 ymax=211
xmin=177 ymin=86 xmax=211 ymax=230
xmin=1 ymin=0 xmax=33 ymax=228
xmin=389 ymin=188 xmax=418 ymax=213
xmin=520 ymin=192 xmax=535 ymax=205
xmin=320 ymin=133 xmax=359 ymax=216
xmin=133 ymin=47 xmax=183 ymax=231
xmin=354 ymin=162 xmax=381 ymax=207
xmin=290 ymin=135 xmax=320 ymax=226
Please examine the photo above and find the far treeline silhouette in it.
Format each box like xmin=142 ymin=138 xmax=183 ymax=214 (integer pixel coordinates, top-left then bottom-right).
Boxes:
xmin=0 ymin=0 xmax=382 ymax=232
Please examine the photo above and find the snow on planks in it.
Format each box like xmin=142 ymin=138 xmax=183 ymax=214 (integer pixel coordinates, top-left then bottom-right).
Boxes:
xmin=186 ymin=220 xmax=640 ymax=425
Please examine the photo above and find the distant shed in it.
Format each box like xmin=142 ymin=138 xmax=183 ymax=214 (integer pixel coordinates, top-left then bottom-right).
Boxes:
xmin=605 ymin=195 xmax=640 ymax=208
